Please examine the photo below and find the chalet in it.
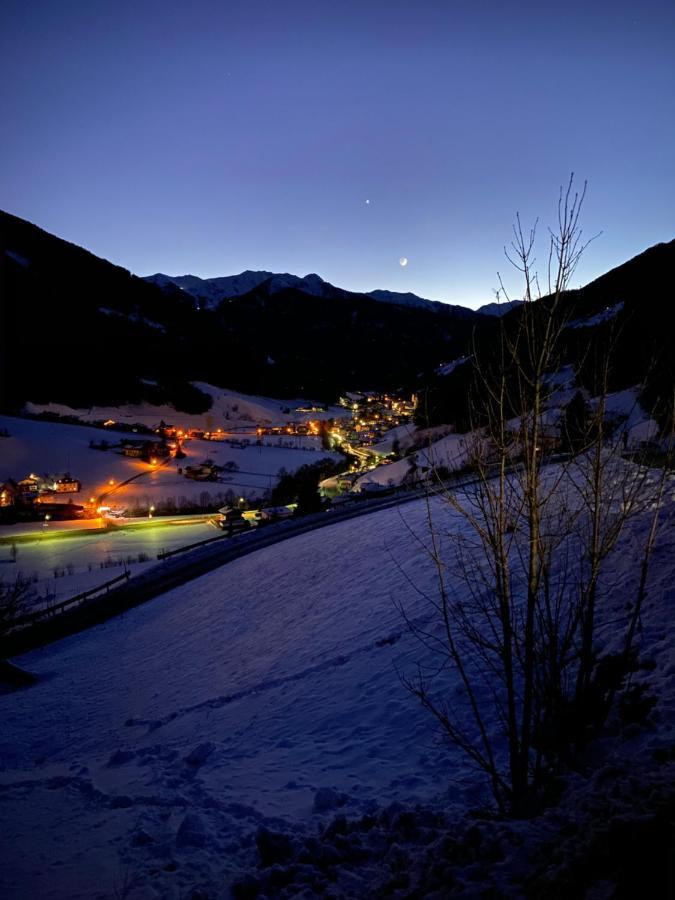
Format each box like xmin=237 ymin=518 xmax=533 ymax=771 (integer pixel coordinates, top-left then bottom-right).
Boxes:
xmin=0 ymin=480 xmax=18 ymax=507
xmin=18 ymin=474 xmax=40 ymax=495
xmin=121 ymin=440 xmax=146 ymax=458
xmin=121 ymin=439 xmax=171 ymax=461
xmin=51 ymin=473 xmax=81 ymax=493
xmin=148 ymin=440 xmax=171 ymax=459
xmin=185 ymin=461 xmax=220 ymax=481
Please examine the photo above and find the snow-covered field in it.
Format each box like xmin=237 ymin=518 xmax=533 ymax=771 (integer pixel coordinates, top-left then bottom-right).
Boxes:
xmin=360 ymin=387 xmax=657 ymax=490
xmin=0 ymin=414 xmax=340 ymax=510
xmin=358 ymin=431 xmax=472 ymax=488
xmin=2 ymin=478 xmax=675 ymax=899
xmin=24 ymin=382 xmax=346 ymax=432
xmin=0 ymin=519 xmax=217 ymax=608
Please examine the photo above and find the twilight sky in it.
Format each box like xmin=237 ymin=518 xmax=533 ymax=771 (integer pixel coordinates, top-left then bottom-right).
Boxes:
xmin=1 ymin=0 xmax=674 ymax=308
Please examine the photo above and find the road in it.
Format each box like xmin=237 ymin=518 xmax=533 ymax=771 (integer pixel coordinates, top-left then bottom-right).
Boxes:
xmin=1 ymin=485 xmax=428 ymax=656
xmin=1 ymin=518 xmax=218 ymax=609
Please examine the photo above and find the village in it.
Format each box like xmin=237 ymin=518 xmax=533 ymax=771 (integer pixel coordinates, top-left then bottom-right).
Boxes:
xmin=0 ymin=390 xmax=418 ymax=528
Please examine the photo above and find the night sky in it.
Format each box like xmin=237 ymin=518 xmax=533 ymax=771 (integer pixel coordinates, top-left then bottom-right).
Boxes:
xmin=1 ymin=0 xmax=674 ymax=308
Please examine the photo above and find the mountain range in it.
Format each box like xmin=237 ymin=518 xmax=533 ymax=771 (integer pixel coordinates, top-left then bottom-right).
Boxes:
xmin=144 ymin=270 xmax=512 ymax=316
xmin=1 ymin=208 xmax=673 ymax=421
xmin=0 ymin=210 xmax=485 ymax=412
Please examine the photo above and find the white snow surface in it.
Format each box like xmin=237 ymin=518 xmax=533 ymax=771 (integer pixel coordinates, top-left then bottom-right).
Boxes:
xmin=24 ymin=382 xmax=345 ymax=432
xmin=0 ymin=499 xmax=467 ymax=898
xmin=1 ymin=469 xmax=675 ymax=897
xmin=567 ymin=301 xmax=624 ymax=329
xmin=357 ymin=431 xmax=472 ymax=488
xmin=436 ymin=354 xmax=471 ymax=376
xmin=0 ymin=414 xmax=340 ymax=508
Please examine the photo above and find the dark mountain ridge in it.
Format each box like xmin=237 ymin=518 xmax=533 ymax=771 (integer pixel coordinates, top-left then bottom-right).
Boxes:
xmin=144 ymin=269 xmax=478 ymax=318
xmin=419 ymin=238 xmax=675 ymax=428
xmin=0 ymin=210 xmax=481 ymax=413
xmin=2 ymin=208 xmax=672 ymax=425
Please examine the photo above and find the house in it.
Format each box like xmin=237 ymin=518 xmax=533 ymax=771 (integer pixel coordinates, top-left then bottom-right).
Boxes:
xmin=121 ymin=439 xmax=171 ymax=461
xmin=121 ymin=440 xmax=146 ymax=458
xmin=0 ymin=480 xmax=18 ymax=507
xmin=216 ymin=506 xmax=252 ymax=535
xmin=17 ymin=474 xmax=41 ymax=495
xmin=51 ymin=473 xmax=81 ymax=493
xmin=185 ymin=461 xmax=220 ymax=481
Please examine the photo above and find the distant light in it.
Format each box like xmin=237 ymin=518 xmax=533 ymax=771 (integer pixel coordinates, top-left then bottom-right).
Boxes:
xmin=399 ymin=257 xmax=408 ymax=267
xmin=365 ymin=199 xmax=371 ymax=205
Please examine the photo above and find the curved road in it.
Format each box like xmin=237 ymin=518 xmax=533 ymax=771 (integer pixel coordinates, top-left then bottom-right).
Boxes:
xmin=1 ymin=484 xmax=431 ymax=657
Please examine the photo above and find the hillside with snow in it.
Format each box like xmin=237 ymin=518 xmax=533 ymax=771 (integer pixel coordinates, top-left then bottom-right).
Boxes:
xmin=0 ymin=412 xmax=340 ymax=511
xmin=23 ymin=383 xmax=345 ymax=432
xmin=2 ymin=469 xmax=675 ymax=897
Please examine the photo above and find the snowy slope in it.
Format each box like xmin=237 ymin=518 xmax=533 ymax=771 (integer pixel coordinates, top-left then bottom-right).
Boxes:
xmin=2 ymin=480 xmax=675 ymax=898
xmin=25 ymin=382 xmax=345 ymax=432
xmin=0 ymin=414 xmax=340 ymax=508
xmin=360 ymin=387 xmax=654 ymax=490
xmin=357 ymin=431 xmax=473 ymax=488
xmin=0 ymin=499 xmax=467 ymax=898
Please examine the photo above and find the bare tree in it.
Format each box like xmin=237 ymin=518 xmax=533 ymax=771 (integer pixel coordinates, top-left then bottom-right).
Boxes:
xmin=0 ymin=573 xmax=35 ymax=636
xmin=402 ymin=177 xmax=670 ymax=815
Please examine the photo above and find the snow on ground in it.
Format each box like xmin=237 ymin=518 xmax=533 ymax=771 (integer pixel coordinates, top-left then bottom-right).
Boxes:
xmin=357 ymin=431 xmax=472 ymax=488
xmin=0 ymin=519 xmax=217 ymax=609
xmin=367 ymin=423 xmax=454 ymax=458
xmin=2 ymin=466 xmax=675 ymax=898
xmin=567 ymin=301 xmax=624 ymax=329
xmin=360 ymin=386 xmax=654 ymax=490
xmin=0 ymin=499 xmax=476 ymax=898
xmin=0 ymin=415 xmax=340 ymax=509
xmin=24 ymin=382 xmax=346 ymax=432
xmin=435 ymin=355 xmax=471 ymax=377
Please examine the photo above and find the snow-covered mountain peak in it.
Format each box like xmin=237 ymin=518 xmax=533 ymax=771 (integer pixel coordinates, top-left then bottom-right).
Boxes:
xmin=476 ymin=299 xmax=523 ymax=317
xmin=143 ymin=270 xmax=474 ymax=314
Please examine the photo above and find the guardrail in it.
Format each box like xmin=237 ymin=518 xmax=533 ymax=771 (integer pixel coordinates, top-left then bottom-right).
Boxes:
xmin=7 ymin=570 xmax=131 ymax=632
xmin=157 ymin=530 xmax=231 ymax=560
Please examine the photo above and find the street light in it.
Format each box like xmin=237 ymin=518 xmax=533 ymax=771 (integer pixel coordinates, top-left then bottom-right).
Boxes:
xmin=149 ymin=505 xmax=155 ymax=519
